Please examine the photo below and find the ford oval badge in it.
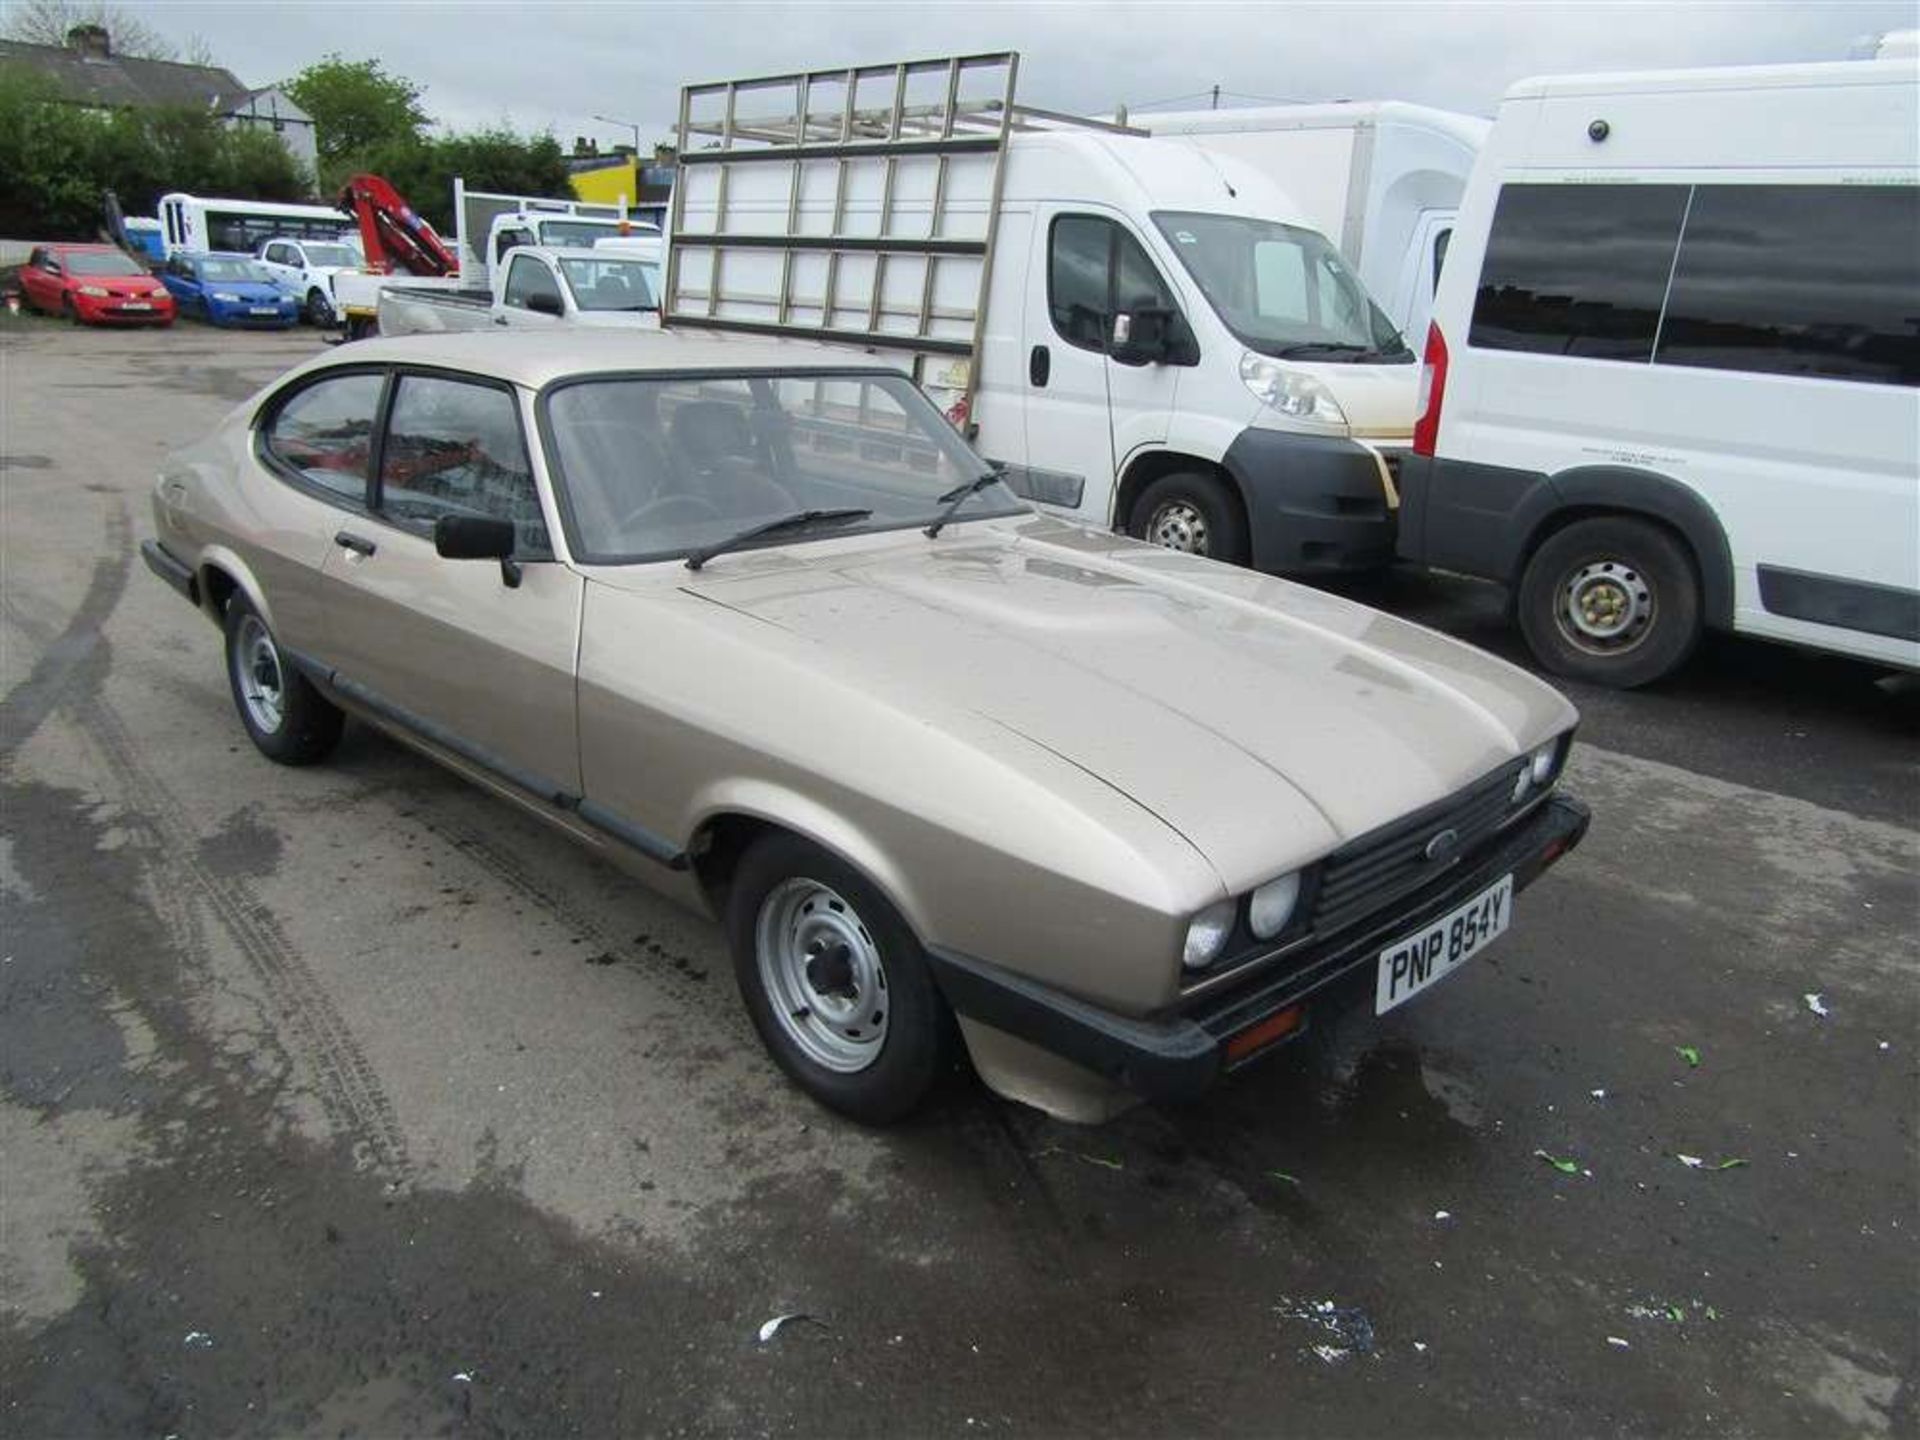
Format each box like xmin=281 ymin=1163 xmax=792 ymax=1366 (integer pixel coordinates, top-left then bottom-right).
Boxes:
xmin=1424 ymin=828 xmax=1461 ymax=863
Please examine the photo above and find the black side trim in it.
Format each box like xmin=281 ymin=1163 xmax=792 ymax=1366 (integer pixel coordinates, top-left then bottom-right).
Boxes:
xmin=993 ymin=461 xmax=1085 ymax=509
xmin=1219 ymin=428 xmax=1396 ymax=574
xmin=575 ymin=800 xmax=690 ymax=870
xmin=924 ymin=948 xmax=1222 ymax=1102
xmin=139 ymin=539 xmax=198 ymax=605
xmin=1396 ymin=456 xmax=1736 ymax=630
xmin=281 ymin=649 xmax=688 ymax=870
xmin=1757 ymin=565 xmax=1920 ymax=643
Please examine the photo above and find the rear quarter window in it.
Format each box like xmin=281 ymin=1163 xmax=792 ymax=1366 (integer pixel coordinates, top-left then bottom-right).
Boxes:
xmin=261 ymin=372 xmax=385 ymax=504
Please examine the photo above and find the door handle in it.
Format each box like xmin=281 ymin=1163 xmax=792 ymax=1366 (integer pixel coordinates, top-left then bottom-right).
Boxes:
xmin=334 ymin=531 xmax=377 ymax=557
xmin=493 ymin=314 xmax=510 ymax=326
xmin=1029 ymin=344 xmax=1051 ymax=388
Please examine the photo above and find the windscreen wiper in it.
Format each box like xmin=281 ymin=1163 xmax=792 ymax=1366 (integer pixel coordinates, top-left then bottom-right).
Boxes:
xmin=684 ymin=508 xmax=872 ymax=571
xmin=1271 ymin=342 xmax=1374 ymax=359
xmin=925 ymin=469 xmax=1008 ymax=539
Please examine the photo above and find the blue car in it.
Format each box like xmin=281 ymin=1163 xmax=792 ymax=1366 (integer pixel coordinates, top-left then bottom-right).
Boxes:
xmin=160 ymin=252 xmax=301 ymax=329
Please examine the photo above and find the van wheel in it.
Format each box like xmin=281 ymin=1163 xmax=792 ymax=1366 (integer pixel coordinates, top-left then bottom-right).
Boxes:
xmin=1518 ymin=516 xmax=1701 ymax=688
xmin=224 ymin=595 xmax=344 ymax=764
xmin=304 ymin=288 xmax=334 ymax=326
xmin=1128 ymin=472 xmax=1249 ymax=566
xmin=727 ymin=833 xmax=954 ymax=1123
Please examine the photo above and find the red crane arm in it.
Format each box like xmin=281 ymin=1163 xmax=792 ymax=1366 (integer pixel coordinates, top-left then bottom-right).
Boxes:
xmin=337 ymin=174 xmax=460 ymax=277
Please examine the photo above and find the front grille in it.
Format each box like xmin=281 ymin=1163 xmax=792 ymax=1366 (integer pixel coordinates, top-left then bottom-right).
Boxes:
xmin=1309 ymin=760 xmax=1529 ymax=938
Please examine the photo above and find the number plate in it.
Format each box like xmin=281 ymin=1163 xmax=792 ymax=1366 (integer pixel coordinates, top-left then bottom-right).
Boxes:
xmin=250 ymin=306 xmax=278 ymax=316
xmin=122 ymin=301 xmax=151 ymax=310
xmin=1375 ymin=874 xmax=1513 ymax=1015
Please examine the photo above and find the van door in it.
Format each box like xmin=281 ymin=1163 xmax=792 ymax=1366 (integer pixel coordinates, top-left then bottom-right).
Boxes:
xmin=1018 ymin=210 xmax=1117 ymax=522
xmin=1391 ymin=210 xmax=1455 ymax=345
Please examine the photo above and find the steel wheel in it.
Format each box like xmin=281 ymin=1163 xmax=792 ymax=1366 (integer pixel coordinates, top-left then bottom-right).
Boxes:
xmin=1146 ymin=499 xmax=1211 ymax=555
xmin=231 ymin=612 xmax=285 ymax=734
xmin=754 ymin=877 xmax=889 ymax=1074
xmin=1556 ymin=558 xmax=1654 ymax=656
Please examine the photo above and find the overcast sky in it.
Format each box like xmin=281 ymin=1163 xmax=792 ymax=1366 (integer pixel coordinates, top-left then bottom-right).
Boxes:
xmin=129 ymin=1 xmax=1915 ymax=149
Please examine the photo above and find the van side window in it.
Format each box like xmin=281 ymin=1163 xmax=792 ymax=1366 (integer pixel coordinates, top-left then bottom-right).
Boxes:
xmin=503 ymin=255 xmax=563 ymax=312
xmin=1113 ymin=229 xmax=1178 ymax=315
xmin=1049 ymin=216 xmax=1111 ymax=351
xmin=1657 ymin=184 xmax=1919 ymax=388
xmin=1469 ymin=184 xmax=1688 ymax=361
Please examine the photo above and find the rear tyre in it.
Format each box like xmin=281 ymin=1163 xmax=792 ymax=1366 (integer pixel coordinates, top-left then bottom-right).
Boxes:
xmin=1128 ymin=471 xmax=1250 ymax=566
xmin=223 ymin=595 xmax=343 ymax=765
xmin=305 ymin=288 xmax=334 ymax=326
xmin=727 ymin=833 xmax=954 ymax=1123
xmin=1517 ymin=516 xmax=1702 ymax=688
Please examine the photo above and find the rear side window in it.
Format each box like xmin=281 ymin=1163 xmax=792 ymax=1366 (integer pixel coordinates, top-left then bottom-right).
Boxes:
xmin=1469 ymin=184 xmax=1689 ymax=361
xmin=378 ymin=376 xmax=549 ymax=555
xmin=262 ymin=373 xmax=383 ymax=503
xmin=1657 ymin=185 xmax=1920 ymax=387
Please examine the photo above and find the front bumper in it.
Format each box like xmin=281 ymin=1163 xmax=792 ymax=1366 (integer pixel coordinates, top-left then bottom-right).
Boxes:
xmin=75 ymin=296 xmax=173 ymax=325
xmin=207 ymin=300 xmax=299 ymax=328
xmin=140 ymin=539 xmax=198 ymax=604
xmin=1222 ymin=427 xmax=1401 ymax=574
xmin=926 ymin=792 xmax=1590 ymax=1104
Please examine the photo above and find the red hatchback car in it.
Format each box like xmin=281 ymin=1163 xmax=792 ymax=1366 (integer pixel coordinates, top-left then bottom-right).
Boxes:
xmin=19 ymin=243 xmax=174 ymax=326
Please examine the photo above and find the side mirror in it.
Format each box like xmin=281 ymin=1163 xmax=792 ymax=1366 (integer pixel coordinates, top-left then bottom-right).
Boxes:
xmin=1110 ymin=305 xmax=1174 ymax=366
xmin=525 ymin=290 xmax=564 ymax=318
xmin=434 ymin=514 xmax=522 ymax=588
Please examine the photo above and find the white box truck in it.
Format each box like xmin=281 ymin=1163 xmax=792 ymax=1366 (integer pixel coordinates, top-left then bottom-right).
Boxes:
xmin=1131 ymin=102 xmax=1489 ymax=345
xmin=663 ymin=53 xmax=1418 ymax=575
xmin=1398 ymin=58 xmax=1919 ymax=686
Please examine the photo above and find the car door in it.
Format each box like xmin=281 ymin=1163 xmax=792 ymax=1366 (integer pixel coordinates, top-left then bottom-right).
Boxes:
xmin=21 ymin=249 xmax=53 ymax=309
xmin=260 ymin=242 xmax=295 ymax=288
xmin=317 ymin=369 xmax=584 ymax=795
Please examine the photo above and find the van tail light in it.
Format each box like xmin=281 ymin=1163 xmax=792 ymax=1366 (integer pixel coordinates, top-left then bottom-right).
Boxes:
xmin=1412 ymin=322 xmax=1448 ymax=457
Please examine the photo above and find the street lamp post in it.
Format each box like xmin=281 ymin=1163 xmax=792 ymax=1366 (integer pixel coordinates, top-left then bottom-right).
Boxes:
xmin=593 ymin=115 xmax=642 ymax=153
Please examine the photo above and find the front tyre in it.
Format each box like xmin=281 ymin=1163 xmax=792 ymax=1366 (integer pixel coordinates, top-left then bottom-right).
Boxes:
xmin=1128 ymin=471 xmax=1250 ymax=566
xmin=223 ymin=595 xmax=343 ymax=765
xmin=305 ymin=288 xmax=335 ymax=326
xmin=1517 ymin=516 xmax=1702 ymax=688
xmin=727 ymin=834 xmax=953 ymax=1123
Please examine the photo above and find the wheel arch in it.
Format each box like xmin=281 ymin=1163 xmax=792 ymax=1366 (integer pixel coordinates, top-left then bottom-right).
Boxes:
xmin=193 ymin=546 xmax=274 ymax=631
xmin=1113 ymin=448 xmax=1243 ymax=535
xmin=1519 ymin=466 xmax=1735 ymax=631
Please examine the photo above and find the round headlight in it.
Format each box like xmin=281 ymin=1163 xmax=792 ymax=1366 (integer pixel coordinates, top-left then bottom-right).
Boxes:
xmin=1183 ymin=899 xmax=1237 ymax=970
xmin=1530 ymin=740 xmax=1559 ymax=785
xmin=1249 ymin=871 xmax=1302 ymax=940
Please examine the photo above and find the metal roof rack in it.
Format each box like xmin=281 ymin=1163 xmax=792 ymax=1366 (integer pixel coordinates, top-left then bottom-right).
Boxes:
xmin=663 ymin=52 xmax=1143 ymax=428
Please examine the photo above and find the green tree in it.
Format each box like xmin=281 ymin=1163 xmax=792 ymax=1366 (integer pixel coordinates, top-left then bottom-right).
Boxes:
xmin=283 ymin=55 xmax=428 ymax=171
xmin=0 ymin=0 xmax=190 ymax=61
xmin=347 ymin=128 xmax=572 ymax=232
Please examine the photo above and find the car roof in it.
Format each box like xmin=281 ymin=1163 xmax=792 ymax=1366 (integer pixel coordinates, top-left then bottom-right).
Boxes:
xmin=48 ymin=242 xmax=121 ymax=253
xmin=320 ymin=329 xmax=912 ymax=389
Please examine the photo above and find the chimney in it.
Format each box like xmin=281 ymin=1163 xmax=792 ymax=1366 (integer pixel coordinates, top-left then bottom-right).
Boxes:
xmin=66 ymin=24 xmax=111 ymax=59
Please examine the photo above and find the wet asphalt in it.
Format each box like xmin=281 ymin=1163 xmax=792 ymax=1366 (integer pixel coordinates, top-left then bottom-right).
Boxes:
xmin=2 ymin=319 xmax=1915 ymax=1438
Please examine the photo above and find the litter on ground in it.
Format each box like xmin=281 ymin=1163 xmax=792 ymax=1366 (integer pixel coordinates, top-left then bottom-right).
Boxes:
xmin=1676 ymin=1154 xmax=1705 ymax=1168
xmin=1534 ymin=1149 xmax=1582 ymax=1174
xmin=1804 ymin=993 xmax=1830 ymax=1017
xmin=1675 ymin=1045 xmax=1701 ymax=1068
xmin=757 ymin=1313 xmax=825 ymax=1344
xmin=1275 ymin=1297 xmax=1377 ymax=1358
xmin=182 ymin=1331 xmax=212 ymax=1349
xmin=1607 ymin=1336 xmax=1632 ymax=1349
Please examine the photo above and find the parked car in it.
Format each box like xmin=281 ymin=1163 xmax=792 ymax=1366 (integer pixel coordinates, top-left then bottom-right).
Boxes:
xmin=140 ymin=330 xmax=1587 ymax=1124
xmin=161 ymin=253 xmax=302 ymax=329
xmin=18 ymin=243 xmax=174 ymax=325
xmin=377 ymin=244 xmax=661 ymax=336
xmin=1399 ymin=58 xmax=1920 ymax=686
xmin=253 ymin=235 xmax=366 ymax=325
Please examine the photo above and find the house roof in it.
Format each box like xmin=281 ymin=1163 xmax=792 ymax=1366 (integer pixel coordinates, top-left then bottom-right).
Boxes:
xmin=0 ymin=37 xmax=252 ymax=114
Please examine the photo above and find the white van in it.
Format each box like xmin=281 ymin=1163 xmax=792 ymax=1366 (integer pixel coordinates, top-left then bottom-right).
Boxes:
xmin=1398 ymin=59 xmax=1919 ymax=686
xmin=665 ymin=54 xmax=1417 ymax=573
xmin=1133 ymin=102 xmax=1489 ymax=345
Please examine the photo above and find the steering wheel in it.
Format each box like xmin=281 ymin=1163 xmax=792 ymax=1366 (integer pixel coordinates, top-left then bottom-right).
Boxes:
xmin=614 ymin=491 xmax=724 ymax=538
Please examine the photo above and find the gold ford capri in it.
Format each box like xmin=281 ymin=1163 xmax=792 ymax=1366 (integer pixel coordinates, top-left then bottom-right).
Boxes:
xmin=141 ymin=330 xmax=1588 ymax=1124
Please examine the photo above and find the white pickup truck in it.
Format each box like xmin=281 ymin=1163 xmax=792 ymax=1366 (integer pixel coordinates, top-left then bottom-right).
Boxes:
xmin=377 ymin=243 xmax=662 ymax=336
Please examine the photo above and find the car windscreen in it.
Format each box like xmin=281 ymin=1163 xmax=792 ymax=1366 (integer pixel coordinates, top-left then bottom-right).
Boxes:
xmin=558 ymin=257 xmax=660 ymax=312
xmin=544 ymin=372 xmax=1020 ymax=564
xmin=199 ymin=258 xmax=273 ymax=283
xmin=540 ymin=220 xmax=622 ymax=248
xmin=1152 ymin=211 xmax=1409 ymax=360
xmin=67 ymin=252 xmax=148 ymax=277
xmin=300 ymin=243 xmax=360 ymax=268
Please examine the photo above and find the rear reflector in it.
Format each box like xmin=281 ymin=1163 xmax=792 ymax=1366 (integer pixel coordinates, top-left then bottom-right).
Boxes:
xmin=1225 ymin=1005 xmax=1304 ymax=1064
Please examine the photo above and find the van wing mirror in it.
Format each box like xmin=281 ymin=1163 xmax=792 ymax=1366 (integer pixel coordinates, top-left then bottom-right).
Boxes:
xmin=1110 ymin=305 xmax=1175 ymax=366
